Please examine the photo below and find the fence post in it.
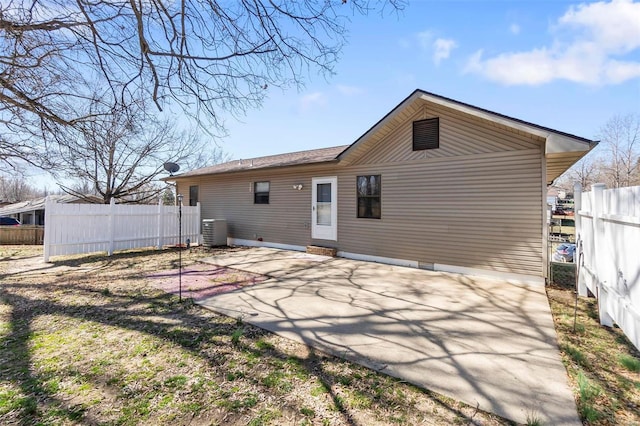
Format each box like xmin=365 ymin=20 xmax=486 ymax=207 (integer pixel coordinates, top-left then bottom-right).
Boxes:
xmin=43 ymin=196 xmax=52 ymax=262
xmin=108 ymin=198 xmax=116 ymax=256
xmin=574 ymin=182 xmax=588 ymax=296
xmin=592 ymin=183 xmax=614 ymax=327
xmin=196 ymin=201 xmax=201 ymax=245
xmin=157 ymin=198 xmax=164 ymax=250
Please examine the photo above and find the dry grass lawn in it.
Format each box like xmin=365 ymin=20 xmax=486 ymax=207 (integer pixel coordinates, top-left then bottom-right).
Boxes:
xmin=2 ymin=245 xmax=638 ymax=425
xmin=547 ymin=285 xmax=640 ymax=425
xmin=1 ymin=246 xmax=509 ymax=426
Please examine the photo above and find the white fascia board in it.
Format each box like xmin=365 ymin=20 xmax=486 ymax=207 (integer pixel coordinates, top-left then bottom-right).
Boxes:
xmin=419 ymin=93 xmax=593 ymax=154
xmin=338 ymin=91 xmax=423 ymax=162
xmin=419 ymin=93 xmax=551 ymax=139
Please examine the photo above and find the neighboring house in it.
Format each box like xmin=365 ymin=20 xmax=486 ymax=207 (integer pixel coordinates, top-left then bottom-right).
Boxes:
xmin=169 ymin=89 xmax=597 ymax=285
xmin=0 ymin=194 xmax=101 ymax=226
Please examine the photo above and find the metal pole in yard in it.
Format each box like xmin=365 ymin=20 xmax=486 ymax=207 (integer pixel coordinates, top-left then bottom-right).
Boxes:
xmin=177 ymin=194 xmax=183 ymax=302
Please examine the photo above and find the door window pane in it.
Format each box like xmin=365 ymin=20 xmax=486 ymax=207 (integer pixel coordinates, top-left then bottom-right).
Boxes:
xmin=317 ymin=183 xmax=331 ymax=202
xmin=316 ymin=183 xmax=331 ymax=225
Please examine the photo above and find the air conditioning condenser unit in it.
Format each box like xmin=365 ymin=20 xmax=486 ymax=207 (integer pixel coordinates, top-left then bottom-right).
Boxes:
xmin=202 ymin=219 xmax=227 ymax=247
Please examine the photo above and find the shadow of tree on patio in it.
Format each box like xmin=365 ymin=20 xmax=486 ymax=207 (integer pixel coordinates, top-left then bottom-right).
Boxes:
xmin=0 ymin=246 xmax=510 ymax=425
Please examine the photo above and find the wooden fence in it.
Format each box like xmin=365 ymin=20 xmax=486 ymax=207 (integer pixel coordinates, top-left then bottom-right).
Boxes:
xmin=43 ymin=197 xmax=201 ymax=262
xmin=576 ymin=183 xmax=639 ymax=350
xmin=0 ymin=226 xmax=44 ymax=245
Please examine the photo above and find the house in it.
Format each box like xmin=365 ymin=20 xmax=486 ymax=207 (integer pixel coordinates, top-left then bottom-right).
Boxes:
xmin=0 ymin=194 xmax=101 ymax=226
xmin=169 ymin=89 xmax=597 ymax=285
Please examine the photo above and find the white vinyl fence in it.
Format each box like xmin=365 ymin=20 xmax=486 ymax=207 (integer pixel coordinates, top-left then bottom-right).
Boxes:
xmin=575 ymin=183 xmax=640 ymax=350
xmin=43 ymin=197 xmax=200 ymax=262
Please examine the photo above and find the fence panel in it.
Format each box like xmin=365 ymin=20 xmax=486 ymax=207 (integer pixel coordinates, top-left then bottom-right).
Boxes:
xmin=576 ymin=183 xmax=640 ymax=350
xmin=43 ymin=198 xmax=200 ymax=261
xmin=0 ymin=226 xmax=45 ymax=245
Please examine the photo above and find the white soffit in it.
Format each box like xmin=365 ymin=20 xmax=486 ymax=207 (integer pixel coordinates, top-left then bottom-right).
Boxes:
xmin=545 ymin=133 xmax=594 ymax=154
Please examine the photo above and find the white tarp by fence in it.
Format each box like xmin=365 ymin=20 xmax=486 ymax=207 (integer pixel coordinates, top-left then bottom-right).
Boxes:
xmin=576 ymin=183 xmax=640 ymax=350
xmin=43 ymin=197 xmax=200 ymax=262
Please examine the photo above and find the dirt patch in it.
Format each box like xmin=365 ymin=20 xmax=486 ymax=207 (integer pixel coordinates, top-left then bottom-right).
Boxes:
xmin=148 ymin=264 xmax=267 ymax=301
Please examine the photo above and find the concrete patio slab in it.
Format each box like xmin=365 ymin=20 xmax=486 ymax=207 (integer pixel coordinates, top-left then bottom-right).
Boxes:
xmin=199 ymin=247 xmax=580 ymax=425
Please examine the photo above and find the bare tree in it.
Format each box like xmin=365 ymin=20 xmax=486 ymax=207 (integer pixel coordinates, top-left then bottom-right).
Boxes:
xmin=598 ymin=114 xmax=640 ymax=188
xmin=1 ymin=0 xmax=404 ymax=167
xmin=54 ymin=99 xmax=227 ymax=204
xmin=0 ymin=173 xmax=46 ymax=202
xmin=555 ymin=155 xmax=602 ymax=192
xmin=555 ymin=113 xmax=640 ymax=192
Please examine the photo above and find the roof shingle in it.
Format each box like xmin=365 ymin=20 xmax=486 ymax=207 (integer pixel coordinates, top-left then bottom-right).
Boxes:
xmin=175 ymin=145 xmax=348 ymax=178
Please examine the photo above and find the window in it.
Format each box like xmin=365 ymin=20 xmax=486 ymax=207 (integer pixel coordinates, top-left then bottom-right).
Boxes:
xmin=254 ymin=181 xmax=270 ymax=204
xmin=189 ymin=185 xmax=199 ymax=206
xmin=357 ymin=175 xmax=381 ymax=219
xmin=413 ymin=117 xmax=439 ymax=151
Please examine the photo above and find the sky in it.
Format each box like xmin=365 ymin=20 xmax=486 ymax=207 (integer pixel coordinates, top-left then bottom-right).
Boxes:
xmin=29 ymin=0 xmax=640 ymax=188
xmin=218 ymin=0 xmax=640 ymax=160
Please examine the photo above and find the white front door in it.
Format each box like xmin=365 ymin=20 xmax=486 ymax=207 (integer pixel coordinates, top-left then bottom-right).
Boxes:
xmin=311 ymin=177 xmax=337 ymax=241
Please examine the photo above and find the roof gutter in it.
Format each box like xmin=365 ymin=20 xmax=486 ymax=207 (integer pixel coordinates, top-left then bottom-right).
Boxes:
xmin=161 ymin=158 xmax=342 ymax=181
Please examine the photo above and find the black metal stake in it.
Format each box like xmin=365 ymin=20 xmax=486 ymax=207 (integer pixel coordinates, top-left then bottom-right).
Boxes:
xmin=178 ymin=194 xmax=183 ymax=302
xmin=573 ymin=238 xmax=582 ymax=333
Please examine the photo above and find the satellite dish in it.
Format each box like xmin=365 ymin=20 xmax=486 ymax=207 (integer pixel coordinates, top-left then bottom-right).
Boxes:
xmin=163 ymin=162 xmax=180 ymax=175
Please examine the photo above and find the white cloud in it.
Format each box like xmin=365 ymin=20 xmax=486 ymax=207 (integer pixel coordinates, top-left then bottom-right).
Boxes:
xmin=433 ymin=38 xmax=458 ymax=65
xmin=416 ymin=31 xmax=433 ymax=51
xmin=299 ymin=92 xmax=327 ymax=112
xmin=412 ymin=30 xmax=457 ymax=65
xmin=336 ymin=85 xmax=365 ymax=96
xmin=509 ymin=23 xmax=521 ymax=35
xmin=558 ymin=0 xmax=640 ymax=53
xmin=465 ymin=0 xmax=640 ymax=85
xmin=605 ymin=59 xmax=640 ymax=83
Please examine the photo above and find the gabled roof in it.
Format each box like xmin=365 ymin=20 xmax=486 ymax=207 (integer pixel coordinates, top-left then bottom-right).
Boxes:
xmin=172 ymin=145 xmax=347 ymax=179
xmin=338 ymin=89 xmax=596 ymax=161
xmin=336 ymin=89 xmax=597 ymax=184
xmin=172 ymin=89 xmax=596 ymax=183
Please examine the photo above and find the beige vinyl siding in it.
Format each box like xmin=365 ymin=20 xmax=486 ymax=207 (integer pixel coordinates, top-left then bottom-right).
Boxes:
xmin=333 ymin=99 xmax=544 ymax=277
xmin=176 ymin=101 xmax=545 ymax=279
xmin=351 ymin=100 xmax=543 ymax=165
xmin=179 ymin=150 xmax=543 ymax=277
xmin=336 ymin=148 xmax=543 ymax=277
xmin=177 ymin=164 xmax=334 ymax=247
xmin=340 ymin=102 xmax=423 ymax=164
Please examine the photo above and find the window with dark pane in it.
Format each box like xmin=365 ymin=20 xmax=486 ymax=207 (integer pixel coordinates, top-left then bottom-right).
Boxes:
xmin=254 ymin=181 xmax=270 ymax=204
xmin=189 ymin=185 xmax=199 ymax=206
xmin=357 ymin=175 xmax=381 ymax=219
xmin=413 ymin=117 xmax=439 ymax=151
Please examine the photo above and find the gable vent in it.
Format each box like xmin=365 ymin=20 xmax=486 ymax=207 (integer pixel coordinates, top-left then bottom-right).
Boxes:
xmin=413 ymin=117 xmax=439 ymax=151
